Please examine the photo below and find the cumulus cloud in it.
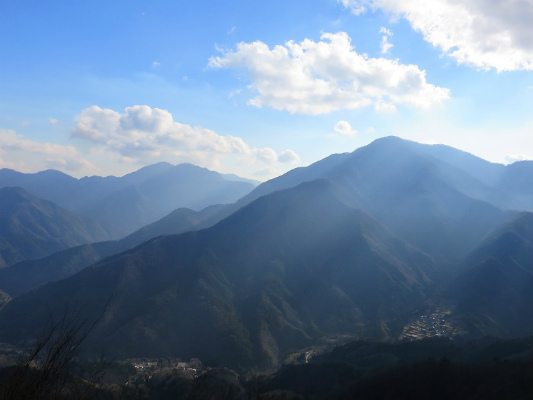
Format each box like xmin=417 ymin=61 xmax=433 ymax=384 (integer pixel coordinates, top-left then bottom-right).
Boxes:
xmin=278 ymin=149 xmax=301 ymax=163
xmin=72 ymin=105 xmax=299 ymax=167
xmin=208 ymin=32 xmax=449 ymax=115
xmin=0 ymin=129 xmax=93 ymax=173
xmin=333 ymin=120 xmax=358 ymax=136
xmin=341 ymin=0 xmax=533 ymax=71
xmin=379 ymin=27 xmax=393 ymax=55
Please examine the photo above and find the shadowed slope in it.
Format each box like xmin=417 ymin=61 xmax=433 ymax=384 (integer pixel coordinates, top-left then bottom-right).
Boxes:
xmin=0 ymin=187 xmax=113 ymax=267
xmin=450 ymin=212 xmax=533 ymax=337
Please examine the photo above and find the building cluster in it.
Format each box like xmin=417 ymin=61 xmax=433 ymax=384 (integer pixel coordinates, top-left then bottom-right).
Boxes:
xmin=399 ymin=306 xmax=466 ymax=341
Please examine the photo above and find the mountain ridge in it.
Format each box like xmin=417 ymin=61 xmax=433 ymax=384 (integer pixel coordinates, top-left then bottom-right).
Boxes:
xmin=0 ymin=163 xmax=256 ymax=238
xmin=0 ymin=136 xmax=531 ymax=372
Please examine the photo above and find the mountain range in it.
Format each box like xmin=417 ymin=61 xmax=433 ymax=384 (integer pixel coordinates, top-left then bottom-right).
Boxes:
xmin=0 ymin=163 xmax=257 ymax=238
xmin=0 ymin=136 xmax=531 ymax=372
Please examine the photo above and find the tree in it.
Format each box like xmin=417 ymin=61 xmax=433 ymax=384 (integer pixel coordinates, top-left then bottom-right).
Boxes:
xmin=0 ymin=302 xmax=109 ymax=400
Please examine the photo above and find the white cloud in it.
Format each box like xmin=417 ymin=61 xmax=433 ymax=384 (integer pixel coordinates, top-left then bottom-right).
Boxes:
xmin=344 ymin=0 xmax=533 ymax=71
xmin=504 ymin=154 xmax=532 ymax=164
xmin=339 ymin=0 xmax=367 ymax=15
xmin=380 ymin=35 xmax=393 ymax=55
xmin=333 ymin=120 xmax=358 ymax=136
xmin=254 ymin=166 xmax=281 ymax=178
xmin=49 ymin=118 xmax=58 ymax=125
xmin=278 ymin=149 xmax=301 ymax=163
xmin=72 ymin=105 xmax=299 ymax=168
xmin=379 ymin=27 xmax=393 ymax=55
xmin=152 ymin=61 xmax=161 ymax=68
xmin=0 ymin=129 xmax=94 ymax=173
xmin=374 ymin=99 xmax=396 ymax=113
xmin=208 ymin=32 xmax=449 ymax=115
xmin=228 ymin=88 xmax=242 ymax=98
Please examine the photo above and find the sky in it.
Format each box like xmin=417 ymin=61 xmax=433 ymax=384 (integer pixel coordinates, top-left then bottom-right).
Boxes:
xmin=1 ymin=0 xmax=532 ymax=180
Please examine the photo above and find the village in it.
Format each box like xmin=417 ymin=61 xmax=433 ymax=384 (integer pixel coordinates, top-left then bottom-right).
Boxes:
xmin=127 ymin=357 xmax=203 ymax=379
xmin=399 ymin=305 xmax=467 ymax=341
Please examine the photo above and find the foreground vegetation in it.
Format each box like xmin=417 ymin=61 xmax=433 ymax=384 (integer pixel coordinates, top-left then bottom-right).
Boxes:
xmin=1 ymin=336 xmax=531 ymax=399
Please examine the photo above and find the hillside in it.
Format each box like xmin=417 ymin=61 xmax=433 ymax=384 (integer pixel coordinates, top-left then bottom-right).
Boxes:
xmin=0 ymin=205 xmax=227 ymax=298
xmin=0 ymin=187 xmax=113 ymax=267
xmin=450 ymin=212 xmax=533 ymax=337
xmin=0 ymin=137 xmax=531 ymax=373
xmin=0 ymin=180 xmax=438 ymax=371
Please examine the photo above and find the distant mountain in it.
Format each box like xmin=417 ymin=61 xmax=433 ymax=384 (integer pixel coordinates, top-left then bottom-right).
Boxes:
xmin=449 ymin=212 xmax=533 ymax=337
xmin=0 ymin=205 xmax=227 ymax=298
xmin=0 ymin=169 xmax=80 ymax=209
xmin=1 ymin=137 xmax=531 ymax=372
xmin=229 ymin=137 xmax=516 ymax=263
xmin=80 ymin=164 xmax=255 ymax=236
xmin=52 ymin=136 xmax=522 ymax=260
xmin=145 ymin=137 xmax=522 ymax=263
xmin=241 ymin=136 xmax=533 ymax=213
xmin=118 ymin=204 xmax=227 ymax=250
xmin=0 ymin=163 xmax=255 ymax=238
xmin=0 ymin=187 xmax=113 ymax=267
xmin=0 ymin=180 xmax=437 ymax=371
xmin=220 ymin=173 xmax=260 ymax=186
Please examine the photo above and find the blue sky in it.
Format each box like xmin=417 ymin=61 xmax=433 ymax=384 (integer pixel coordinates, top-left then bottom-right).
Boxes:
xmin=1 ymin=0 xmax=532 ymax=180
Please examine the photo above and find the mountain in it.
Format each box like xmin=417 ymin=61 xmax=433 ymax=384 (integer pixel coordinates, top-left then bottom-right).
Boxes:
xmin=0 ymin=169 xmax=80 ymax=209
xmin=0 ymin=179 xmax=437 ymax=371
xmin=241 ymin=136 xmax=532 ymax=213
xmin=0 ymin=203 xmax=232 ymax=298
xmin=140 ymin=137 xmax=521 ymax=264
xmin=449 ymin=212 xmax=533 ymax=337
xmin=214 ymin=137 xmax=514 ymax=264
xmin=0 ymin=241 xmax=121 ymax=297
xmin=0 ymin=205 xmax=228 ymax=298
xmin=0 ymin=187 xmax=113 ymax=267
xmin=0 ymin=163 xmax=256 ymax=238
xmin=0 ymin=137 xmax=531 ymax=372
xmin=51 ymin=136 xmax=519 ymax=260
xmin=118 ymin=204 xmax=227 ymax=250
xmin=80 ymin=163 xmax=255 ymax=236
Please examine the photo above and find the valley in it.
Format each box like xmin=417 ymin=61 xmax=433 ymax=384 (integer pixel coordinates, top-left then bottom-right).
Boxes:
xmin=3 ymin=1 xmax=532 ymax=397
xmin=0 ymin=137 xmax=532 ymax=398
